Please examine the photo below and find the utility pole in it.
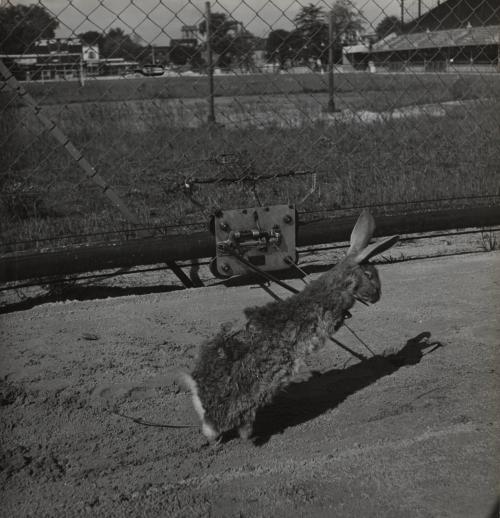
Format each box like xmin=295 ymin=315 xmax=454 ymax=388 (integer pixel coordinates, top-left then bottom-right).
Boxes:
xmin=401 ymin=0 xmax=404 ymax=26
xmin=498 ymin=27 xmax=500 ymax=72
xmin=206 ymin=1 xmax=215 ymax=123
xmin=327 ymin=9 xmax=336 ymax=113
xmin=79 ymin=56 xmax=85 ymax=87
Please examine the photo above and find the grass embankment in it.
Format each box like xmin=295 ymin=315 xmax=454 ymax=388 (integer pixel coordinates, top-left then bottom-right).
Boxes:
xmin=2 ymin=71 xmax=499 ymax=106
xmin=1 ymin=72 xmax=499 ymax=252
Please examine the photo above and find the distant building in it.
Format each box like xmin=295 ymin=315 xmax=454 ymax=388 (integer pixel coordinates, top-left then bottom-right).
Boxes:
xmin=369 ymin=25 xmax=499 ymax=72
xmin=181 ymin=25 xmax=199 ymax=40
xmin=149 ymin=46 xmax=170 ymax=66
xmin=169 ymin=38 xmax=198 ymax=50
xmin=343 ymin=0 xmax=500 ymax=72
xmin=168 ymin=37 xmax=201 ymax=67
xmin=403 ymin=0 xmax=500 ymax=32
xmin=2 ymin=38 xmax=85 ymax=80
xmin=1 ymin=37 xmax=138 ymax=80
xmin=82 ymin=45 xmax=99 ymax=63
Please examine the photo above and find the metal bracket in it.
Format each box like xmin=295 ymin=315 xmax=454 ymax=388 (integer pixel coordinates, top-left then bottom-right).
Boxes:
xmin=212 ymin=204 xmax=297 ymax=278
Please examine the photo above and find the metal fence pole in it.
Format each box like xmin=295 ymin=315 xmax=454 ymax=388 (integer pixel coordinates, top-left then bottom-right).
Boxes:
xmin=327 ymin=9 xmax=336 ymax=113
xmin=498 ymin=27 xmax=500 ymax=72
xmin=79 ymin=57 xmax=84 ymax=87
xmin=206 ymin=1 xmax=215 ymax=123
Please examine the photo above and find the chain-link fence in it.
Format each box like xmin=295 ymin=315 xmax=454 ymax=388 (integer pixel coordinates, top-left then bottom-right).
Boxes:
xmin=1 ymin=0 xmax=499 ymax=256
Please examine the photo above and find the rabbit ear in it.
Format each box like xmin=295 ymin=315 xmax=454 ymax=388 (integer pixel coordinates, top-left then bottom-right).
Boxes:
xmin=355 ymin=235 xmax=399 ymax=263
xmin=347 ymin=209 xmax=376 ymax=257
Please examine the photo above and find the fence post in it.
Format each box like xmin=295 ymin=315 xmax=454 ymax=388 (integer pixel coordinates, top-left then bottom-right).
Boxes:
xmin=327 ymin=9 xmax=336 ymax=113
xmin=206 ymin=1 xmax=215 ymax=123
xmin=498 ymin=27 xmax=500 ymax=72
xmin=79 ymin=57 xmax=85 ymax=87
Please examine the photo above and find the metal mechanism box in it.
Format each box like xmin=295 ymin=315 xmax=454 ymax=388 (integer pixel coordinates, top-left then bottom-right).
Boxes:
xmin=213 ymin=204 xmax=297 ymax=277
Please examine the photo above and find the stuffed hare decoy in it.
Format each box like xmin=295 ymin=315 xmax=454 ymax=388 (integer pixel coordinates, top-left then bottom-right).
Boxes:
xmin=181 ymin=210 xmax=398 ymax=442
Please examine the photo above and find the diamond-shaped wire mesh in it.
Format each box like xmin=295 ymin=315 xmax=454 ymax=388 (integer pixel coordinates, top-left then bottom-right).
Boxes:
xmin=1 ymin=0 xmax=499 ymax=253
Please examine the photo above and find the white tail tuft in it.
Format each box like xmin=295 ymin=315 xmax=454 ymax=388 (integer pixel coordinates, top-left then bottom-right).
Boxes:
xmin=178 ymin=372 xmax=206 ymax=422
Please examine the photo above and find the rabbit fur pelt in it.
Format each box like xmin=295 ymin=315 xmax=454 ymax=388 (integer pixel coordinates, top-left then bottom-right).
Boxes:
xmin=180 ymin=210 xmax=398 ymax=442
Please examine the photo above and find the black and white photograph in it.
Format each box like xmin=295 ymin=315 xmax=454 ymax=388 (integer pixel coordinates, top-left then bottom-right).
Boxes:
xmin=1 ymin=0 xmax=499 ymax=516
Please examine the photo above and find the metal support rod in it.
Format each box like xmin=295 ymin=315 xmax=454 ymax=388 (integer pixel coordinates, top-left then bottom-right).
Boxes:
xmin=166 ymin=261 xmax=195 ymax=288
xmin=329 ymin=335 xmax=367 ymax=361
xmin=228 ymin=249 xmax=300 ymax=295
xmin=206 ymin=1 xmax=215 ymax=123
xmin=327 ymin=9 xmax=336 ymax=113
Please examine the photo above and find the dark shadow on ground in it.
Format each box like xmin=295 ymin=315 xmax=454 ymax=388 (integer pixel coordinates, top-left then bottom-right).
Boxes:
xmin=0 ymin=263 xmax=327 ymax=315
xmin=251 ymin=332 xmax=443 ymax=445
xmin=487 ymin=498 xmax=499 ymax=518
xmin=0 ymin=284 xmax=184 ymax=315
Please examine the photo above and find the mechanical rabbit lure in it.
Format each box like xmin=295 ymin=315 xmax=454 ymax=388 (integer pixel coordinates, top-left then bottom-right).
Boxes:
xmin=181 ymin=210 xmax=398 ymax=441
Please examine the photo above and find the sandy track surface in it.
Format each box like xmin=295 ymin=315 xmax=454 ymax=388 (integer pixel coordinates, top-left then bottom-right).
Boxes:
xmin=1 ymin=252 xmax=499 ymax=517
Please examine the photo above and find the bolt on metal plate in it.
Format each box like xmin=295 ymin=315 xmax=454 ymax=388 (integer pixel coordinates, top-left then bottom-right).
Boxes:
xmin=213 ymin=204 xmax=296 ymax=277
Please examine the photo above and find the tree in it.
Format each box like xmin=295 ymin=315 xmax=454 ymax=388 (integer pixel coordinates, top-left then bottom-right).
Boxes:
xmin=293 ymin=4 xmax=328 ymax=65
xmin=199 ymin=12 xmax=246 ymax=69
xmin=266 ymin=29 xmax=292 ymax=68
xmin=231 ymin=30 xmax=257 ymax=71
xmin=328 ymin=0 xmax=364 ymax=63
xmin=375 ymin=15 xmax=402 ymax=40
xmin=169 ymin=43 xmax=202 ymax=68
xmin=330 ymin=0 xmax=364 ymax=45
xmin=78 ymin=30 xmax=105 ymax=55
xmin=78 ymin=30 xmax=103 ymax=46
xmin=287 ymin=1 xmax=363 ymax=67
xmin=0 ymin=4 xmax=59 ymax=54
xmin=294 ymin=4 xmax=326 ymax=36
xmin=100 ymin=27 xmax=146 ymax=61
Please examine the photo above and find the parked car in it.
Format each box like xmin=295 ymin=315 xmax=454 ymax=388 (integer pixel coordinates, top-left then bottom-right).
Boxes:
xmin=139 ymin=64 xmax=164 ymax=76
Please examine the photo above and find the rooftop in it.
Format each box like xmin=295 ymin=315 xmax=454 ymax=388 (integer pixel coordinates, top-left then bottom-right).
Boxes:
xmin=372 ymin=24 xmax=500 ymax=53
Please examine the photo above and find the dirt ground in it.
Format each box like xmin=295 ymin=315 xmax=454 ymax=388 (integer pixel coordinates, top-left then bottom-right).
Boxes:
xmin=1 ymin=250 xmax=499 ymax=517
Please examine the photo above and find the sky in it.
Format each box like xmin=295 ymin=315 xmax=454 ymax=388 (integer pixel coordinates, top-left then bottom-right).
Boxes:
xmin=11 ymin=0 xmax=441 ymax=45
